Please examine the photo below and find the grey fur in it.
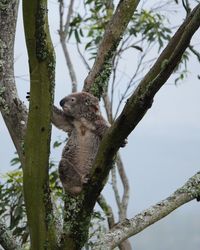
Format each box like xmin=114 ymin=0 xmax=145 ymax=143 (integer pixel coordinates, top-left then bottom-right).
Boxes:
xmin=52 ymin=92 xmax=109 ymax=195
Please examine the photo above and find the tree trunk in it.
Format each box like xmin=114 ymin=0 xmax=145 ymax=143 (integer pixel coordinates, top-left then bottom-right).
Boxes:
xmin=22 ymin=0 xmax=58 ymax=249
xmin=0 ymin=0 xmax=27 ymax=163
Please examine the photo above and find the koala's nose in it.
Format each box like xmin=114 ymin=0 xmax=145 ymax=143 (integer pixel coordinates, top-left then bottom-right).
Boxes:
xmin=60 ymin=99 xmax=65 ymax=107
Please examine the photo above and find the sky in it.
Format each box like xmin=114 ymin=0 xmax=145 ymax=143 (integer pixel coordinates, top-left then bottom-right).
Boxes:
xmin=0 ymin=1 xmax=200 ymax=249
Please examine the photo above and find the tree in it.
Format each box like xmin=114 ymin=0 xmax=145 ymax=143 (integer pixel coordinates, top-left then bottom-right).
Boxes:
xmin=0 ymin=0 xmax=200 ymax=249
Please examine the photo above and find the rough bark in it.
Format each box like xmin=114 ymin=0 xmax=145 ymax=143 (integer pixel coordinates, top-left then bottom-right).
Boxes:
xmin=83 ymin=0 xmax=140 ymax=98
xmin=94 ymin=172 xmax=200 ymax=249
xmin=0 ymin=0 xmax=27 ymax=163
xmin=22 ymin=0 xmax=58 ymax=249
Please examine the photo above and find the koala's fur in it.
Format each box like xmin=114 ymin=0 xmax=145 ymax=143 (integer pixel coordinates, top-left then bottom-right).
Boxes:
xmin=52 ymin=92 xmax=109 ymax=195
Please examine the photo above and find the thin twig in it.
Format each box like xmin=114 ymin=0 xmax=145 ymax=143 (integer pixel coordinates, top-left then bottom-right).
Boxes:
xmin=182 ymin=0 xmax=191 ymax=15
xmin=64 ymin=0 xmax=75 ymax=37
xmin=76 ymin=43 xmax=91 ymax=71
xmin=111 ymin=167 xmax=121 ymax=211
xmin=97 ymin=194 xmax=115 ymax=229
xmin=102 ymin=92 xmax=113 ymax=123
xmin=114 ymin=50 xmax=146 ymax=119
xmin=58 ymin=0 xmax=77 ymax=92
xmin=116 ymin=153 xmax=130 ymax=221
xmin=189 ymin=45 xmax=200 ymax=62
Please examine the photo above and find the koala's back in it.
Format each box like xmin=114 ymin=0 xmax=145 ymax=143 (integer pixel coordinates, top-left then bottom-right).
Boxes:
xmin=58 ymin=120 xmax=101 ymax=195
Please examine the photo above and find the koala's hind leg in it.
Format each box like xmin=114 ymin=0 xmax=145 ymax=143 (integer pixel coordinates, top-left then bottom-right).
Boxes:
xmin=58 ymin=159 xmax=83 ymax=195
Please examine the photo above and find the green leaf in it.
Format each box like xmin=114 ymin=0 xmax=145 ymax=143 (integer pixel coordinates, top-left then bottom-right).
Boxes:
xmin=53 ymin=141 xmax=62 ymax=148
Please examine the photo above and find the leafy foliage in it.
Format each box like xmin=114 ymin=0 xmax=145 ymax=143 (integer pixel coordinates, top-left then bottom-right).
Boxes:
xmin=0 ymin=154 xmax=63 ymax=246
xmin=129 ymin=10 xmax=171 ymax=50
xmin=0 ymin=168 xmax=28 ymax=245
xmin=68 ymin=2 xmax=172 ymax=57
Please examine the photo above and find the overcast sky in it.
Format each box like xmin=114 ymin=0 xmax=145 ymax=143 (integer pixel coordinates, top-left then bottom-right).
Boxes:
xmin=0 ymin=1 xmax=200 ymax=248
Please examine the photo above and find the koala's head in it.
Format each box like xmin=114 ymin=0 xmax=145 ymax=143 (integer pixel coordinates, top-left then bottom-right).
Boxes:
xmin=59 ymin=92 xmax=100 ymax=120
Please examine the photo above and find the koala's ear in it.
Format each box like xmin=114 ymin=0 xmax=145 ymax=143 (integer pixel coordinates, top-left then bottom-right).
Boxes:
xmin=92 ymin=98 xmax=100 ymax=113
xmin=93 ymin=104 xmax=99 ymax=112
xmin=90 ymin=102 xmax=99 ymax=113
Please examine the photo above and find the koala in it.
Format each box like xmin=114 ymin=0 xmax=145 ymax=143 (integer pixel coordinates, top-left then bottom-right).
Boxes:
xmin=52 ymin=92 xmax=110 ymax=195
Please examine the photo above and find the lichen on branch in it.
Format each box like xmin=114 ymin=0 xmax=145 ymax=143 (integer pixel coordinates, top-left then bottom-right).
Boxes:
xmin=83 ymin=0 xmax=140 ymax=98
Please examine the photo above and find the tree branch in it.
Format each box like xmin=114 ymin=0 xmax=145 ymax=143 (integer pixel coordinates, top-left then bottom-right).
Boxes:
xmin=102 ymin=91 xmax=131 ymax=250
xmin=86 ymin=6 xmax=200 ymax=245
xmin=0 ymin=220 xmax=21 ymax=250
xmin=116 ymin=154 xmax=130 ymax=221
xmin=111 ymin=167 xmax=121 ymax=211
xmin=94 ymin=172 xmax=200 ymax=249
xmin=82 ymin=3 xmax=200 ymax=228
xmin=102 ymin=93 xmax=130 ymax=221
xmin=83 ymin=0 xmax=140 ymax=97
xmin=182 ymin=0 xmax=191 ymax=15
xmin=64 ymin=0 xmax=75 ymax=36
xmin=59 ymin=0 xmax=77 ymax=92
xmin=0 ymin=0 xmax=27 ymax=163
xmin=189 ymin=45 xmax=200 ymax=62
xmin=76 ymin=43 xmax=91 ymax=71
xmin=97 ymin=194 xmax=115 ymax=229
xmin=102 ymin=90 xmax=131 ymax=249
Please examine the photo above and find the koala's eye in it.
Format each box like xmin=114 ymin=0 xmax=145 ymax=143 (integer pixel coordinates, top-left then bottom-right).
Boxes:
xmin=71 ymin=97 xmax=75 ymax=102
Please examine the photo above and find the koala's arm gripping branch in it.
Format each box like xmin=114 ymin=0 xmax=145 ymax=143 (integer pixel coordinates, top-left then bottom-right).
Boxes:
xmin=52 ymin=106 xmax=73 ymax=132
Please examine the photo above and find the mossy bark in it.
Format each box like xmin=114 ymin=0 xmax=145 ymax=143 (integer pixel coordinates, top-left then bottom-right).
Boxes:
xmin=84 ymin=0 xmax=140 ymax=98
xmin=22 ymin=0 xmax=57 ymax=249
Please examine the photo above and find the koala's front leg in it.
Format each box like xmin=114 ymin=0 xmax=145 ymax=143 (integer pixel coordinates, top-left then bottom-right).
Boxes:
xmin=27 ymin=91 xmax=72 ymax=132
xmin=52 ymin=105 xmax=73 ymax=133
